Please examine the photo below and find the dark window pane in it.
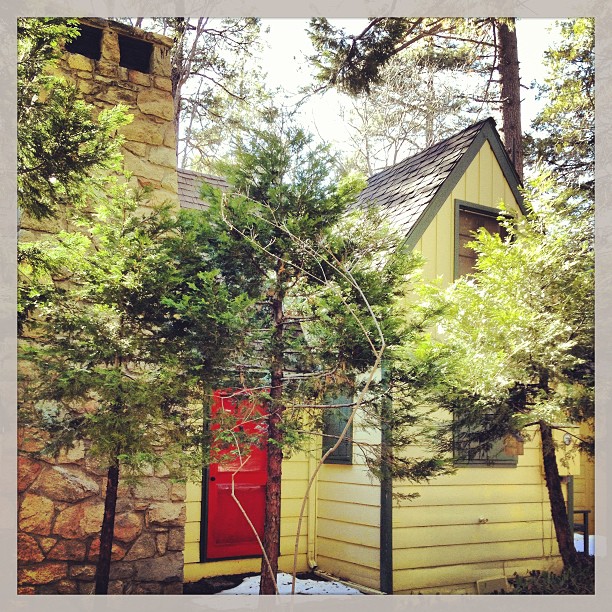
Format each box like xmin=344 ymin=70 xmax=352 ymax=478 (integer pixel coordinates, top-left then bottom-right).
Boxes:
xmin=322 ymin=396 xmax=353 ymax=464
xmin=65 ymin=24 xmax=102 ymax=60
xmin=119 ymin=35 xmax=152 ymax=73
xmin=454 ymin=414 xmax=520 ymax=466
xmin=458 ymin=207 xmax=507 ymax=276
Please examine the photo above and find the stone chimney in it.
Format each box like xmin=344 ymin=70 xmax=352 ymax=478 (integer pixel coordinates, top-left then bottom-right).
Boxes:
xmin=55 ymin=18 xmax=179 ymax=210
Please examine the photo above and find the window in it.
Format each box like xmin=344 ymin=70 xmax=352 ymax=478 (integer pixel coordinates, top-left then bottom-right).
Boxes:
xmin=454 ymin=415 xmax=522 ymax=467
xmin=64 ymin=24 xmax=102 ymax=60
xmin=322 ymin=396 xmax=353 ymax=464
xmin=118 ymin=35 xmax=152 ymax=73
xmin=456 ymin=202 xmax=507 ymax=277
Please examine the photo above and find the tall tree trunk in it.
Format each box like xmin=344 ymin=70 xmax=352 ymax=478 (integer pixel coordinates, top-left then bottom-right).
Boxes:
xmin=260 ymin=291 xmax=285 ymax=595
xmin=539 ymin=421 xmax=580 ymax=568
xmin=94 ymin=461 xmax=120 ymax=594
xmin=496 ymin=18 xmax=523 ymax=181
xmin=171 ymin=18 xmax=186 ymax=146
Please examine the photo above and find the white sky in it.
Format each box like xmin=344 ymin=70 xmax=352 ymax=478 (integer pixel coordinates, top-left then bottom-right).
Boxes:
xmin=257 ymin=18 xmax=562 ymax=155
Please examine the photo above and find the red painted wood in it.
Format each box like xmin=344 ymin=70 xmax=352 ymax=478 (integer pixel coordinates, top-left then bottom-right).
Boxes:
xmin=206 ymin=389 xmax=268 ymax=559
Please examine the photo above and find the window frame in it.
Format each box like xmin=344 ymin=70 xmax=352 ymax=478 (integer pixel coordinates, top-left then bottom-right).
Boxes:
xmin=454 ymin=199 xmax=510 ymax=280
xmin=452 ymin=200 xmax=519 ymax=467
xmin=322 ymin=395 xmax=354 ymax=465
xmin=453 ymin=415 xmax=520 ymax=468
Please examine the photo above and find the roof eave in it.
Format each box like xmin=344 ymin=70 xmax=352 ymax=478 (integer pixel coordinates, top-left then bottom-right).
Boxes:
xmin=401 ymin=119 xmax=525 ymax=251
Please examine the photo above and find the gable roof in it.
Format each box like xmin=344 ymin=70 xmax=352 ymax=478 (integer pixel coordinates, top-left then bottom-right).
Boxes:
xmin=177 ymin=168 xmax=228 ymax=210
xmin=357 ymin=118 xmax=525 ymax=248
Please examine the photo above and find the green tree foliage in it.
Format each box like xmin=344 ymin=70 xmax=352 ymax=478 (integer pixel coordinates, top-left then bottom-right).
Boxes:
xmin=525 ymin=18 xmax=594 ymax=198
xmin=433 ymin=176 xmax=593 ymax=568
xmin=17 ymin=18 xmax=129 ymax=221
xmin=199 ymin=118 xmax=450 ymax=593
xmin=18 ymin=181 xmax=251 ymax=593
xmin=308 ymin=17 xmax=525 ymax=177
xmin=308 ymin=18 xmax=467 ymax=95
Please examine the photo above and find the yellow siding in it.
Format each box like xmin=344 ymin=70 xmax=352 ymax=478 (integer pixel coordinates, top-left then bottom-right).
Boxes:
xmin=391 ymin=426 xmax=561 ymax=593
xmin=413 ymin=142 xmax=521 ymax=287
xmin=392 ymin=146 xmax=569 ymax=593
xmin=314 ymin=409 xmax=382 ymax=588
xmin=574 ymin=423 xmax=595 ymax=532
xmin=394 ymin=554 xmax=563 ymax=594
xmin=182 ymin=139 xmax=593 ymax=594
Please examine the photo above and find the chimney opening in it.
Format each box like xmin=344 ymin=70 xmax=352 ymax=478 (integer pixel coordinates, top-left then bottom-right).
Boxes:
xmin=64 ymin=24 xmax=102 ymax=60
xmin=118 ymin=35 xmax=153 ymax=73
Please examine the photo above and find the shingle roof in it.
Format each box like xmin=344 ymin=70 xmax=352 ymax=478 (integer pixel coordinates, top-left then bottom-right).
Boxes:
xmin=177 ymin=168 xmax=228 ymax=211
xmin=357 ymin=118 xmax=523 ymax=246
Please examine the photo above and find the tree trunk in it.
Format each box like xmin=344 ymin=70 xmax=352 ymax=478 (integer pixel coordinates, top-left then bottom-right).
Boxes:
xmin=259 ymin=292 xmax=284 ymax=595
xmin=496 ymin=18 xmax=523 ymax=181
xmin=170 ymin=18 xmax=186 ymax=145
xmin=94 ymin=462 xmax=120 ymax=594
xmin=539 ymin=421 xmax=580 ymax=568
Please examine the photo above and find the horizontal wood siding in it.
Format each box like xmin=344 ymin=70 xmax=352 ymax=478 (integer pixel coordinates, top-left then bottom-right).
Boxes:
xmin=394 ymin=555 xmax=563 ymax=594
xmin=315 ymin=410 xmax=382 ymax=589
xmin=391 ymin=425 xmax=564 ymax=592
xmin=574 ymin=423 xmax=595 ymax=532
xmin=397 ymin=149 xmax=562 ymax=592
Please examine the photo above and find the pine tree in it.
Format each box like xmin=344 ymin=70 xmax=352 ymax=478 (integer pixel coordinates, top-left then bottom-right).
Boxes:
xmin=433 ymin=176 xmax=593 ymax=569
xmin=17 ymin=18 xmax=128 ymax=221
xmin=525 ymin=18 xmax=594 ymax=198
xmin=199 ymin=117 xmax=451 ymax=593
xmin=307 ymin=17 xmax=524 ymax=178
xmin=18 ymin=182 xmax=251 ymax=593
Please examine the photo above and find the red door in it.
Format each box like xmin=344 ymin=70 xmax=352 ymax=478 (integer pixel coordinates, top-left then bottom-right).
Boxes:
xmin=205 ymin=390 xmax=268 ymax=559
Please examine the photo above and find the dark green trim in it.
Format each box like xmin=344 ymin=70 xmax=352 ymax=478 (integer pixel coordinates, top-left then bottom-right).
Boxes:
xmin=479 ymin=121 xmax=527 ymax=215
xmin=198 ymin=464 xmax=210 ymax=562
xmin=379 ymin=363 xmax=393 ymax=594
xmin=453 ymin=199 xmax=513 ymax=280
xmin=402 ymin=118 xmax=525 ymax=252
xmin=567 ymin=475 xmax=575 ymax=533
xmin=402 ymin=129 xmax=488 ymax=251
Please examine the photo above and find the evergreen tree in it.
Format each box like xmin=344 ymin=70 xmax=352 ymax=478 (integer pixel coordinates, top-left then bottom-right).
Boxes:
xmin=199 ymin=118 xmax=451 ymax=594
xmin=18 ymin=18 xmax=128 ymax=221
xmin=525 ymin=18 xmax=594 ymax=198
xmin=307 ymin=17 xmax=524 ymax=178
xmin=433 ymin=176 xmax=594 ymax=569
xmin=338 ymin=45 xmax=486 ymax=174
xmin=18 ymin=182 xmax=251 ymax=593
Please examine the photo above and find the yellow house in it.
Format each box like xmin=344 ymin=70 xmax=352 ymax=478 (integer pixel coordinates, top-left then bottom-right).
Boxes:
xmin=179 ymin=119 xmax=593 ymax=594
xmin=18 ymin=18 xmax=592 ymax=596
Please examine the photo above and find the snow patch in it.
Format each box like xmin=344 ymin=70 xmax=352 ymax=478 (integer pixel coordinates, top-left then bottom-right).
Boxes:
xmin=574 ymin=532 xmax=596 ymax=556
xmin=217 ymin=572 xmax=363 ymax=595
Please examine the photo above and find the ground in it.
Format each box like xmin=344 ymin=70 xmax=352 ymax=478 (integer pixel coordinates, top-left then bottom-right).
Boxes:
xmin=183 ymin=571 xmax=364 ymax=595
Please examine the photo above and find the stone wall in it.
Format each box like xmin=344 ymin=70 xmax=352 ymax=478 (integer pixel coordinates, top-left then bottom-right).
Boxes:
xmin=18 ymin=19 xmax=186 ymax=595
xmin=18 ymin=430 xmax=185 ymax=594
